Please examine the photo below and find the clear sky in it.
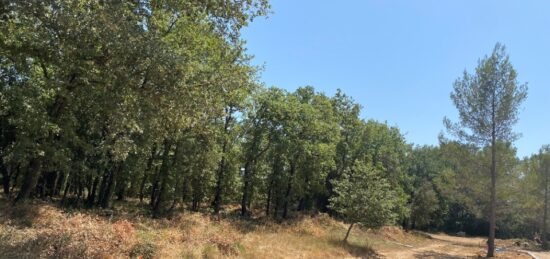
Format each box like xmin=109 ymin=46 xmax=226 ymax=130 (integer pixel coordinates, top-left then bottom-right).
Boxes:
xmin=241 ymin=0 xmax=550 ymax=158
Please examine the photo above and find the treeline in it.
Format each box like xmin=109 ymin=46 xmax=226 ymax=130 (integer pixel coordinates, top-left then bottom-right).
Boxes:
xmin=0 ymin=1 xmax=411 ymax=219
xmin=407 ymin=141 xmax=549 ymax=241
xmin=0 ymin=0 xmax=271 ymax=212
xmin=0 ymin=0 xmax=548 ymax=247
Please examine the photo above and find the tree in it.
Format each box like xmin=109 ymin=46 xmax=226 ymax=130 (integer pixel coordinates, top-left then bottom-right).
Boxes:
xmin=444 ymin=43 xmax=527 ymax=257
xmin=329 ymin=163 xmax=400 ymax=243
xmin=0 ymin=0 xmax=269 ymax=208
xmin=538 ymin=146 xmax=550 ymax=249
xmin=410 ymin=181 xmax=440 ymax=229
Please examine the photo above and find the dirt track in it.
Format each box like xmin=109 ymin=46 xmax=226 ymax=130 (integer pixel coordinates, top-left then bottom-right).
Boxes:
xmin=524 ymin=251 xmax=550 ymax=259
xmin=378 ymin=233 xmax=543 ymax=259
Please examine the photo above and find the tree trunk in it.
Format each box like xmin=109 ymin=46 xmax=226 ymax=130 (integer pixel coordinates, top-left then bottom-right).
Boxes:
xmin=100 ymin=163 xmax=123 ymax=209
xmin=180 ymin=176 xmax=188 ymax=207
xmin=14 ymin=158 xmax=42 ymax=204
xmin=344 ymin=223 xmax=354 ymax=243
xmin=241 ymin=162 xmax=252 ymax=216
xmin=487 ymin=108 xmax=497 ymax=257
xmin=61 ymin=178 xmax=71 ymax=206
xmin=50 ymin=171 xmax=60 ymax=197
xmin=76 ymin=179 xmax=84 ymax=205
xmin=191 ymin=174 xmax=202 ymax=212
xmin=265 ymin=176 xmax=273 ymax=216
xmin=212 ymin=108 xmax=233 ymax=215
xmin=10 ymin=166 xmax=20 ymax=194
xmin=116 ymin=177 xmax=126 ymax=201
xmin=298 ymin=174 xmax=310 ymax=211
xmin=87 ymin=176 xmax=100 ymax=207
xmin=192 ymin=195 xmax=199 ymax=211
xmin=150 ymin=168 xmax=160 ymax=207
xmin=167 ymin=181 xmax=180 ymax=214
xmin=97 ymin=170 xmax=108 ymax=206
xmin=152 ymin=140 xmax=173 ymax=218
xmin=282 ymin=162 xmax=295 ymax=219
xmin=543 ymin=159 xmax=549 ymax=250
xmin=56 ymin=172 xmax=68 ymax=197
xmin=265 ymin=161 xmax=278 ymax=217
xmin=138 ymin=172 xmax=148 ymax=204
xmin=140 ymin=147 xmax=157 ymax=203
xmin=212 ymin=156 xmax=226 ymax=214
xmin=100 ymin=170 xmax=114 ymax=208
xmin=1 ymin=163 xmax=10 ymax=196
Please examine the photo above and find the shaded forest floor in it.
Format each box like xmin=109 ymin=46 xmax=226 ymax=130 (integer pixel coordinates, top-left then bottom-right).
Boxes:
xmin=0 ymin=197 xmax=546 ymax=259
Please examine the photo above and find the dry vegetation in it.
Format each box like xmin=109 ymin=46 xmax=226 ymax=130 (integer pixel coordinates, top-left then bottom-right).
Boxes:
xmin=0 ymin=198 xmax=379 ymax=259
xmin=0 ymin=197 xmax=542 ymax=259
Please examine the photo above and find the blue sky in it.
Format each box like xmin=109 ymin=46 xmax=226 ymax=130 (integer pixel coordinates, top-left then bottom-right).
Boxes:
xmin=241 ymin=0 xmax=550 ymax=158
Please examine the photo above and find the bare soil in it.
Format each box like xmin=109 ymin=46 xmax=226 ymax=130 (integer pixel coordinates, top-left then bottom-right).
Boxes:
xmin=377 ymin=232 xmax=543 ymax=259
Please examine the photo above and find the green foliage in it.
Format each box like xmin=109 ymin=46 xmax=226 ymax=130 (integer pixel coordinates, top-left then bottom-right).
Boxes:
xmin=329 ymin=163 xmax=401 ymax=228
xmin=444 ymin=43 xmax=528 ymax=145
xmin=410 ymin=181 xmax=440 ymax=229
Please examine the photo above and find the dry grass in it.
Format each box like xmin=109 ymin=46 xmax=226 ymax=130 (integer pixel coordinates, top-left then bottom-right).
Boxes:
xmin=0 ymin=201 xmax=137 ymax=258
xmin=1 ymin=198 xmax=535 ymax=259
xmin=0 ymin=199 xmax=382 ymax=258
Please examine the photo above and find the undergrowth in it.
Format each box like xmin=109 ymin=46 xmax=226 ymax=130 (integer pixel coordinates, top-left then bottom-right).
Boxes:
xmin=0 ymin=198 xmax=386 ymax=259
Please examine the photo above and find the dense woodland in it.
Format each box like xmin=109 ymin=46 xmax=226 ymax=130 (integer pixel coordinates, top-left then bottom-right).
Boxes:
xmin=0 ymin=1 xmax=549 ymax=256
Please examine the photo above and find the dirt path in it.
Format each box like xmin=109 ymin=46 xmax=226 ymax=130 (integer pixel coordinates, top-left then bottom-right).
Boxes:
xmin=523 ymin=251 xmax=550 ymax=259
xmin=378 ymin=233 xmax=534 ymax=259
xmin=380 ymin=241 xmax=478 ymax=258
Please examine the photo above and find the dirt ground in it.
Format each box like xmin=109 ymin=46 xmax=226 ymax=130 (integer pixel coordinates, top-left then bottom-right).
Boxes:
xmin=522 ymin=251 xmax=550 ymax=259
xmin=376 ymin=233 xmax=547 ymax=259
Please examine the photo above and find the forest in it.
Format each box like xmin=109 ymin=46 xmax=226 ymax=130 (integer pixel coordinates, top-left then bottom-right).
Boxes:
xmin=0 ymin=1 xmax=548 ymax=258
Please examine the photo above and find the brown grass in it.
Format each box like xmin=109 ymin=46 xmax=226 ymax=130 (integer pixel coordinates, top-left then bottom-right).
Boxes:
xmin=0 ymin=199 xmax=381 ymax=258
xmin=1 ymin=198 xmax=535 ymax=259
xmin=0 ymin=201 xmax=137 ymax=258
